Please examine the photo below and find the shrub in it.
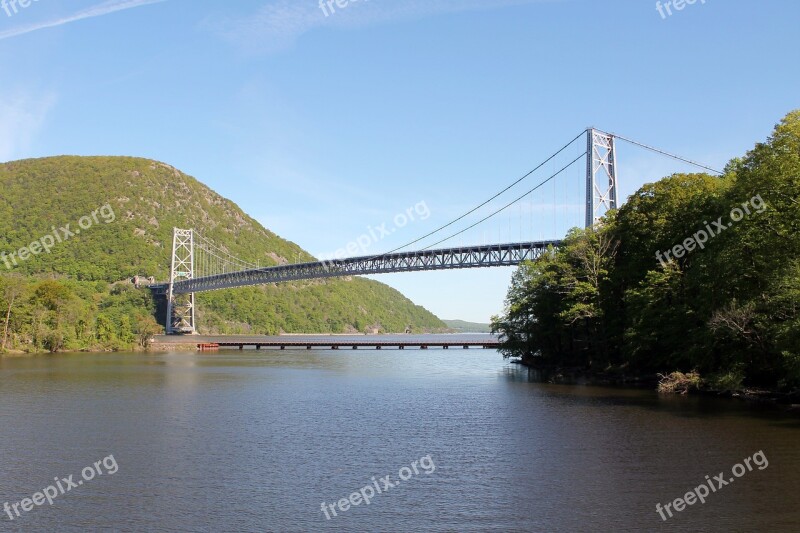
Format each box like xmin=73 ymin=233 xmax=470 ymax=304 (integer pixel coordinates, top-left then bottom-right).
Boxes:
xmin=658 ymin=371 xmax=702 ymax=394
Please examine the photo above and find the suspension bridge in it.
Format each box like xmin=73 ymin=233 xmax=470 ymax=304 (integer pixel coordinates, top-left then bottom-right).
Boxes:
xmin=152 ymin=128 xmax=721 ymax=335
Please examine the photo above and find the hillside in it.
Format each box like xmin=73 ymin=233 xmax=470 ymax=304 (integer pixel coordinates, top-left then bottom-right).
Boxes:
xmin=0 ymin=156 xmax=445 ymax=350
xmin=443 ymin=320 xmax=492 ymax=333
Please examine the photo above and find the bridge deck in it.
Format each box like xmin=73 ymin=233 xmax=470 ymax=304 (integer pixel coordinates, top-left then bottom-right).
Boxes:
xmin=153 ymin=334 xmax=501 ymax=350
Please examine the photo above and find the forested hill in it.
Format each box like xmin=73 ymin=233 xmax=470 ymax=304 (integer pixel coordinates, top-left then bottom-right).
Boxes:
xmin=0 ymin=156 xmax=444 ymax=351
xmin=492 ymin=110 xmax=800 ymax=392
xmin=0 ymin=156 xmax=311 ymax=280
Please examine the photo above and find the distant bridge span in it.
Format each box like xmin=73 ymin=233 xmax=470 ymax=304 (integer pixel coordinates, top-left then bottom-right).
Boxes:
xmin=157 ymin=128 xmax=632 ymax=334
xmin=153 ymin=240 xmax=561 ymax=295
xmin=152 ymin=128 xmax=721 ymax=334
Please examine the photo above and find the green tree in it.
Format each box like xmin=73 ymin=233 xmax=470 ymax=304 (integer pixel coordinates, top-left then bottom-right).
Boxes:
xmin=494 ymin=110 xmax=800 ymax=390
xmin=0 ymin=275 xmax=26 ymax=351
xmin=135 ymin=315 xmax=163 ymax=348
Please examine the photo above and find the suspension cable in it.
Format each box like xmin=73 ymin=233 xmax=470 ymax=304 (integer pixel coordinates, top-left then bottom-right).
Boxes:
xmin=421 ymin=152 xmax=586 ymax=250
xmin=376 ymin=129 xmax=588 ymax=256
xmin=605 ymin=131 xmax=724 ymax=175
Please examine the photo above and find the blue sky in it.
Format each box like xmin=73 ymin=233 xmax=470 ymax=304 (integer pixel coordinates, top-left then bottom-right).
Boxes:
xmin=1 ymin=0 xmax=797 ymax=322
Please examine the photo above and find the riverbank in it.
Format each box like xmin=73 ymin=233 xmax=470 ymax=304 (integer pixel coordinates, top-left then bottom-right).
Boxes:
xmin=513 ymin=358 xmax=800 ymax=408
xmin=491 ymin=114 xmax=800 ymax=403
xmin=1 ymin=345 xmax=149 ymax=357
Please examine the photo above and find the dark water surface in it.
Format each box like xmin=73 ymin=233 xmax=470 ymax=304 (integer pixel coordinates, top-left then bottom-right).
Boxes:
xmin=1 ymin=347 xmax=799 ymax=532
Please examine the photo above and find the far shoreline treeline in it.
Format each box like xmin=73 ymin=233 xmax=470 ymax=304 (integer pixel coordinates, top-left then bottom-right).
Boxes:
xmin=492 ymin=111 xmax=800 ymax=396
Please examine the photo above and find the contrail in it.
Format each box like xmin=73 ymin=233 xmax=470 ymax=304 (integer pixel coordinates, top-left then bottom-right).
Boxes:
xmin=0 ymin=0 xmax=167 ymax=41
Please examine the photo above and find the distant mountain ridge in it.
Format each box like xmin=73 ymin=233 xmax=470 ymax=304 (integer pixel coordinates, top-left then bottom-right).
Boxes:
xmin=0 ymin=156 xmax=445 ymax=335
xmin=444 ymin=320 xmax=492 ymax=333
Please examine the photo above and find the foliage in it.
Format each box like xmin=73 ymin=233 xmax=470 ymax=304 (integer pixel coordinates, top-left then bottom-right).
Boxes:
xmin=0 ymin=156 xmax=316 ymax=281
xmin=492 ymin=226 xmax=618 ymax=369
xmin=0 ymin=276 xmax=158 ymax=352
xmin=493 ymin=111 xmax=800 ymax=390
xmin=0 ymin=156 xmax=445 ymax=350
xmin=443 ymin=320 xmax=492 ymax=333
xmin=196 ymin=277 xmax=445 ymax=335
xmin=657 ymin=372 xmax=702 ymax=394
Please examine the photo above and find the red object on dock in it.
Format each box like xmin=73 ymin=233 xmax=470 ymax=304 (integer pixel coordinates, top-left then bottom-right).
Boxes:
xmin=198 ymin=343 xmax=220 ymax=351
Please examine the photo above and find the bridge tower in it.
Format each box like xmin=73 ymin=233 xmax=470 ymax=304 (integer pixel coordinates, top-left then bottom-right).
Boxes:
xmin=166 ymin=228 xmax=196 ymax=334
xmin=585 ymin=129 xmax=619 ymax=227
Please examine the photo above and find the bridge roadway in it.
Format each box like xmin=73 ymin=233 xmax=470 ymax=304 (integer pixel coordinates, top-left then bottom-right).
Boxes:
xmin=153 ymin=333 xmax=501 ymax=350
xmin=155 ymin=240 xmax=560 ymax=294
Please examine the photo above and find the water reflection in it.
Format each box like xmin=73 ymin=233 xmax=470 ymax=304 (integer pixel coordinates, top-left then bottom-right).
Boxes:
xmin=0 ymin=350 xmax=798 ymax=532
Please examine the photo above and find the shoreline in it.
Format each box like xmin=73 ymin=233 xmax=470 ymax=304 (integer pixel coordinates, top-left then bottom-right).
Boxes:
xmin=512 ymin=359 xmax=800 ymax=409
xmin=1 ymin=346 xmax=149 ymax=357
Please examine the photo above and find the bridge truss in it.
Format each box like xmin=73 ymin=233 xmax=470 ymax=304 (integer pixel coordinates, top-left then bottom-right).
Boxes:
xmin=162 ymin=239 xmax=560 ymax=296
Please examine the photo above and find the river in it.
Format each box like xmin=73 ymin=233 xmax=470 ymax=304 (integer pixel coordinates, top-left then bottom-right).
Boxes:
xmin=1 ymin=345 xmax=799 ymax=532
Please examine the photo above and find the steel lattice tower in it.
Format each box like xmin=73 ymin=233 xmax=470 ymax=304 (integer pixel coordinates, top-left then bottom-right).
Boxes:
xmin=166 ymin=228 xmax=196 ymax=334
xmin=585 ymin=128 xmax=619 ymax=227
